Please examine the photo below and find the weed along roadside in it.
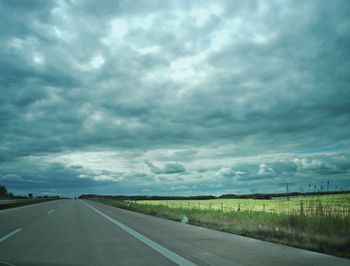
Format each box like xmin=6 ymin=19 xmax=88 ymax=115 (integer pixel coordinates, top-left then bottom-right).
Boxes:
xmin=89 ymin=197 xmax=350 ymax=259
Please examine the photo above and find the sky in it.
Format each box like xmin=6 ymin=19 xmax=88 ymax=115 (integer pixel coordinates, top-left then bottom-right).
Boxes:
xmin=1 ymin=0 xmax=350 ymax=197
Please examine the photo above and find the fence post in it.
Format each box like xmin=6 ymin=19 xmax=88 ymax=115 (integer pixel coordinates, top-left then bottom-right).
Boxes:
xmin=238 ymin=203 xmax=240 ymax=212
xmin=263 ymin=203 xmax=265 ymax=212
xmin=300 ymin=201 xmax=304 ymax=215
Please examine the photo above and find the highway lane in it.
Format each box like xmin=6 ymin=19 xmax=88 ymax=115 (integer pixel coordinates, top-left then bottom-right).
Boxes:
xmin=0 ymin=199 xmax=349 ymax=266
xmin=0 ymin=199 xmax=178 ymax=266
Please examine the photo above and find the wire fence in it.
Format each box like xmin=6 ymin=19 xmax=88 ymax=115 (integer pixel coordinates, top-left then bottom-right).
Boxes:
xmin=135 ymin=197 xmax=350 ymax=218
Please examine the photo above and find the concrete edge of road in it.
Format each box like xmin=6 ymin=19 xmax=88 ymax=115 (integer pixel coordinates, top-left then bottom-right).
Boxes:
xmin=82 ymin=200 xmax=197 ymax=266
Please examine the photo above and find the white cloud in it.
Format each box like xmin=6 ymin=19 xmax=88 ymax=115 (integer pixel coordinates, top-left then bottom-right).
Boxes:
xmin=137 ymin=46 xmax=160 ymax=55
xmin=190 ymin=4 xmax=223 ymax=27
xmin=258 ymin=163 xmax=277 ymax=176
xmin=293 ymin=158 xmax=337 ymax=171
xmin=72 ymin=54 xmax=105 ymax=71
xmin=101 ymin=18 xmax=129 ymax=46
xmin=90 ymin=54 xmax=105 ymax=69
xmin=93 ymin=175 xmax=122 ymax=182
xmin=215 ymin=167 xmax=246 ymax=178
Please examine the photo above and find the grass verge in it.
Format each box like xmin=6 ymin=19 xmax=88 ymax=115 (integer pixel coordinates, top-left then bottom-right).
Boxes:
xmin=90 ymin=198 xmax=350 ymax=259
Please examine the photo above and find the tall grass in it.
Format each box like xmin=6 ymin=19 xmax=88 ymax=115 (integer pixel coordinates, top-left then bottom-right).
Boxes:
xmin=91 ymin=198 xmax=350 ymax=259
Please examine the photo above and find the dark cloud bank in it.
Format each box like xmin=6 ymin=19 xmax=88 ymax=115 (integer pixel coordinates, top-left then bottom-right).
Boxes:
xmin=1 ymin=0 xmax=349 ymax=196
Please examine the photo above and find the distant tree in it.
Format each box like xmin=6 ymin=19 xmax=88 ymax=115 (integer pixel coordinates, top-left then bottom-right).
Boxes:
xmin=0 ymin=185 xmax=8 ymax=198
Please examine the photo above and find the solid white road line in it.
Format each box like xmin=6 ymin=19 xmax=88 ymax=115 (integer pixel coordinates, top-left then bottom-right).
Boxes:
xmin=48 ymin=209 xmax=55 ymax=214
xmin=0 ymin=228 xmax=22 ymax=242
xmin=82 ymin=201 xmax=197 ymax=266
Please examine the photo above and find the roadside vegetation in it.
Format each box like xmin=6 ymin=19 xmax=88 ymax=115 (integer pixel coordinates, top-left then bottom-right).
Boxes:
xmin=90 ymin=196 xmax=350 ymax=259
xmin=0 ymin=185 xmax=59 ymax=210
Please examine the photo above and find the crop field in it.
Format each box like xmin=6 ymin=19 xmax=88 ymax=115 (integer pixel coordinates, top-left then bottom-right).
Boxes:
xmin=137 ymin=193 xmax=350 ymax=217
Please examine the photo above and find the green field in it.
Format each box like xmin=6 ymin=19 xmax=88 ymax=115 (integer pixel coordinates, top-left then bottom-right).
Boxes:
xmin=137 ymin=193 xmax=350 ymax=217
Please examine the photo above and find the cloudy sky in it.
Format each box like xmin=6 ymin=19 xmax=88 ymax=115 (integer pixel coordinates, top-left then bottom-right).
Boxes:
xmin=1 ymin=0 xmax=350 ymax=197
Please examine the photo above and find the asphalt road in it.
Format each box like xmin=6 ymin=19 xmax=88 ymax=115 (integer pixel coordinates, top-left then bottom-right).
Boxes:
xmin=0 ymin=199 xmax=349 ymax=266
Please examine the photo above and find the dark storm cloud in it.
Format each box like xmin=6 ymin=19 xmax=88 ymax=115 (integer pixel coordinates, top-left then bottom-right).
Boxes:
xmin=0 ymin=0 xmax=349 ymax=195
xmin=145 ymin=160 xmax=186 ymax=174
xmin=0 ymin=160 xmax=104 ymax=192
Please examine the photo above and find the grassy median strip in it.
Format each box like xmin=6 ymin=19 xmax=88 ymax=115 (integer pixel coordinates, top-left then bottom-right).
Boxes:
xmin=0 ymin=199 xmax=56 ymax=210
xmin=90 ymin=198 xmax=350 ymax=259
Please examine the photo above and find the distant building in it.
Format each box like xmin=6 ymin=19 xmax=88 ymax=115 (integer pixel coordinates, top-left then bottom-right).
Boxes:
xmin=28 ymin=193 xmax=33 ymax=198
